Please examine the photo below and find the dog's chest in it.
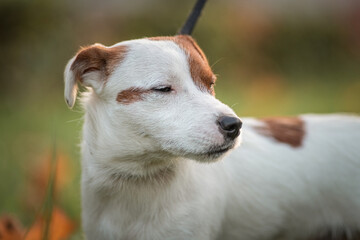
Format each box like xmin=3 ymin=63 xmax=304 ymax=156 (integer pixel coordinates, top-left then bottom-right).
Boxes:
xmin=100 ymin=198 xmax=176 ymax=239
xmin=82 ymin=173 xmax=226 ymax=240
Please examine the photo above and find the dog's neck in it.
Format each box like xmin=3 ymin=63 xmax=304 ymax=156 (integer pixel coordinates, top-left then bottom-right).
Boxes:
xmin=81 ymin=140 xmax=182 ymax=185
xmin=81 ymin=149 xmax=186 ymax=196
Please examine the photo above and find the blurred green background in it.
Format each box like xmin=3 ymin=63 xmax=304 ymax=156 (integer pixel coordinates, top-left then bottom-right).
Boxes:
xmin=1 ymin=0 xmax=359 ymax=238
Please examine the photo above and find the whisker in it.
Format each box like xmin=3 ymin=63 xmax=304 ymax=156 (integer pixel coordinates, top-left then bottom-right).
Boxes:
xmin=211 ymin=58 xmax=224 ymax=68
xmin=230 ymin=102 xmax=239 ymax=108
xmin=66 ymin=117 xmax=83 ymax=124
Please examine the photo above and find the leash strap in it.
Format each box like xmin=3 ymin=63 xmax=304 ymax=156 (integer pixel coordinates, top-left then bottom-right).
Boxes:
xmin=178 ymin=0 xmax=208 ymax=35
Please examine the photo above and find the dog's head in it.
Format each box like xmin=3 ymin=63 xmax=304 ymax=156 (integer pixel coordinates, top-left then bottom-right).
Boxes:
xmin=64 ymin=35 xmax=241 ymax=162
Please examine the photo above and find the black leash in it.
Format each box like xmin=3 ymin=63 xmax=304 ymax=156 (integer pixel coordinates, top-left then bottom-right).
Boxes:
xmin=178 ymin=0 xmax=208 ymax=35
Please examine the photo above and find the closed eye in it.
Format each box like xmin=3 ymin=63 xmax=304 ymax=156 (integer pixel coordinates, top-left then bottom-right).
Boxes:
xmin=152 ymin=86 xmax=173 ymax=93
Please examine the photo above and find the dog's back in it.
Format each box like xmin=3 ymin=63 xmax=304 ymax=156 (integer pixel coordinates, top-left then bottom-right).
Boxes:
xmin=221 ymin=114 xmax=360 ymax=239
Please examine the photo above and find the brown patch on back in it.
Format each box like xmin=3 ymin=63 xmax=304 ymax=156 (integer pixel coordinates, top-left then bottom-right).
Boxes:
xmin=150 ymin=35 xmax=216 ymax=95
xmin=71 ymin=44 xmax=127 ymax=83
xmin=255 ymin=116 xmax=305 ymax=147
xmin=116 ymin=87 xmax=151 ymax=104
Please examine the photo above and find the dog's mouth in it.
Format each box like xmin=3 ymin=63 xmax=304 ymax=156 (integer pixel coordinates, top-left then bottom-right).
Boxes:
xmin=177 ymin=140 xmax=235 ymax=160
xmin=205 ymin=144 xmax=233 ymax=157
xmin=169 ymin=138 xmax=239 ymax=162
xmin=179 ymin=143 xmax=235 ymax=160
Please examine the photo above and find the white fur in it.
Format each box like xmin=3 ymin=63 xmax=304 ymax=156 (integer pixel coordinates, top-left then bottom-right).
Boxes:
xmin=64 ymin=38 xmax=360 ymax=240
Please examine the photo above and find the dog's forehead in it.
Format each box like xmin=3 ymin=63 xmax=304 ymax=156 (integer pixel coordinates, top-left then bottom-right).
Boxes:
xmin=124 ymin=38 xmax=189 ymax=73
xmin=113 ymin=35 xmax=216 ymax=94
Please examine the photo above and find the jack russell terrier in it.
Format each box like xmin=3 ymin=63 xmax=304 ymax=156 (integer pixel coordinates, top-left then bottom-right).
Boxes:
xmin=64 ymin=1 xmax=360 ymax=239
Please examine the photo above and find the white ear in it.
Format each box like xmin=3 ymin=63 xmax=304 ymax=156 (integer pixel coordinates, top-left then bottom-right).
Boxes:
xmin=64 ymin=57 xmax=78 ymax=108
xmin=63 ymin=43 xmax=127 ymax=108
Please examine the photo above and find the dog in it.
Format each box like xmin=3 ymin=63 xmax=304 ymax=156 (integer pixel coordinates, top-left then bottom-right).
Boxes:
xmin=64 ymin=5 xmax=360 ymax=240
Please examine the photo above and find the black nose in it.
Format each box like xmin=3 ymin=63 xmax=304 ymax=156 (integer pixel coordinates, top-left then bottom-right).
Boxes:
xmin=217 ymin=116 xmax=242 ymax=139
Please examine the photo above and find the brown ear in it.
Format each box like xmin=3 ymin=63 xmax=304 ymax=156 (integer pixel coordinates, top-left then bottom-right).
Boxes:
xmin=174 ymin=35 xmax=215 ymax=95
xmin=149 ymin=35 xmax=216 ymax=95
xmin=64 ymin=43 xmax=127 ymax=108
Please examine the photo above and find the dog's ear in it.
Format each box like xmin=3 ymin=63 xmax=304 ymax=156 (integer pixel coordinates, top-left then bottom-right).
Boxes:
xmin=64 ymin=43 xmax=126 ymax=108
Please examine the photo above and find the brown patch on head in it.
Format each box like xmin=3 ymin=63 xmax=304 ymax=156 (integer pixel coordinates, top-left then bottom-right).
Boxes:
xmin=150 ymin=35 xmax=216 ymax=95
xmin=116 ymin=87 xmax=151 ymax=104
xmin=71 ymin=44 xmax=127 ymax=83
xmin=255 ymin=116 xmax=305 ymax=147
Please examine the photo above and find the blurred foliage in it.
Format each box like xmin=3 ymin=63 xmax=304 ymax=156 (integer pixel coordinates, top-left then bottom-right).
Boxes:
xmin=0 ymin=0 xmax=359 ymax=238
